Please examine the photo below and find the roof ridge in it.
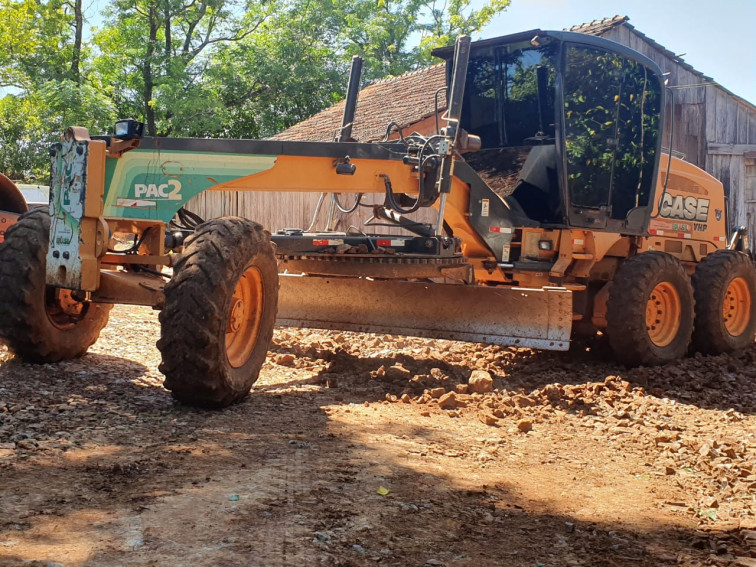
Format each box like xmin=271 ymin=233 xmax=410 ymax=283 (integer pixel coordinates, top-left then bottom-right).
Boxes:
xmin=566 ymin=14 xmax=628 ymax=32
xmin=369 ymin=63 xmax=445 ymax=87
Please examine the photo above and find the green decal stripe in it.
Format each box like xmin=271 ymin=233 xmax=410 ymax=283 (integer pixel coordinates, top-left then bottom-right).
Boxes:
xmin=103 ymin=149 xmax=277 ymax=222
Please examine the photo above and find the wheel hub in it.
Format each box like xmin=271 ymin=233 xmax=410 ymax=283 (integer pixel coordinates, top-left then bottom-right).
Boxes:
xmin=225 ymin=268 xmax=264 ymax=368
xmin=46 ymin=288 xmax=87 ymax=329
xmin=228 ymin=297 xmax=244 ymax=333
xmin=723 ymin=276 xmax=751 ymax=337
xmin=646 ymin=282 xmax=681 ymax=348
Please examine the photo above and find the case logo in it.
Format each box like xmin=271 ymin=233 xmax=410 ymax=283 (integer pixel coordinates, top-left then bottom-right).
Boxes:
xmin=659 ymin=194 xmax=709 ymax=222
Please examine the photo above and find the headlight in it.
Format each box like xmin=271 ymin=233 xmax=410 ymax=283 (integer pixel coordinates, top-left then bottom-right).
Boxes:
xmin=114 ymin=119 xmax=145 ymax=140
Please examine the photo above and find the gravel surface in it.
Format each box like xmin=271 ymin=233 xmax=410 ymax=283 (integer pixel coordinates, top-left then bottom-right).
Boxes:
xmin=1 ymin=305 xmax=756 ymax=566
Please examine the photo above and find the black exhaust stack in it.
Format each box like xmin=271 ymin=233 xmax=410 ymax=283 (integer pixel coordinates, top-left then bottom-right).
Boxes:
xmin=336 ymin=56 xmax=364 ymax=143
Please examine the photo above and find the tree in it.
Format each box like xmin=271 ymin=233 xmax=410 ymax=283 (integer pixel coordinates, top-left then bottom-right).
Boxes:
xmin=93 ymin=0 xmax=273 ymax=136
xmin=0 ymin=0 xmax=75 ymax=90
xmin=0 ymin=0 xmax=511 ymax=179
xmin=207 ymin=0 xmax=511 ymax=138
xmin=415 ymin=0 xmax=510 ymax=61
xmin=0 ymin=0 xmax=115 ymax=178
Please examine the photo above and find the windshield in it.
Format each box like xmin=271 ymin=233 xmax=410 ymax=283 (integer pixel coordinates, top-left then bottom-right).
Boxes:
xmin=459 ymin=40 xmax=561 ymax=223
xmin=461 ymin=41 xmax=558 ymax=149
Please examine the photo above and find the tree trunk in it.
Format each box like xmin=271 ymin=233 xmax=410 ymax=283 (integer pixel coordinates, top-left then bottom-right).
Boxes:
xmin=70 ymin=0 xmax=83 ymax=83
xmin=143 ymin=4 xmax=159 ymax=136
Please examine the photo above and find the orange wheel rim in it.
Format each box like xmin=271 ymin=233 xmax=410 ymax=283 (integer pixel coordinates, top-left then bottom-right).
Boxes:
xmin=645 ymin=282 xmax=681 ymax=347
xmin=46 ymin=288 xmax=86 ymax=330
xmin=723 ymin=276 xmax=751 ymax=337
xmin=225 ymin=267 xmax=264 ymax=368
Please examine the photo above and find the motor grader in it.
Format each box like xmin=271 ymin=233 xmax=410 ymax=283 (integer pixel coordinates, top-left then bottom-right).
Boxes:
xmin=0 ymin=30 xmax=754 ymax=407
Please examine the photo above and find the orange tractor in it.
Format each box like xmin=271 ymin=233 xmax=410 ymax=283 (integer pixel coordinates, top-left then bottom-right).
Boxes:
xmin=0 ymin=176 xmax=29 ymax=243
xmin=0 ymin=30 xmax=753 ymax=407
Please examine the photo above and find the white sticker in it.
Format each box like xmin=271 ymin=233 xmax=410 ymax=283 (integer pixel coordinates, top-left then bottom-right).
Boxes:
xmin=502 ymin=245 xmax=511 ymax=262
xmin=481 ymin=199 xmax=490 ymax=217
xmin=116 ymin=198 xmax=157 ymax=208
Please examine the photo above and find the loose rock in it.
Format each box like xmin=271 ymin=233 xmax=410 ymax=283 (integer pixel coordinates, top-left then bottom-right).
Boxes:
xmin=469 ymin=370 xmax=494 ymax=394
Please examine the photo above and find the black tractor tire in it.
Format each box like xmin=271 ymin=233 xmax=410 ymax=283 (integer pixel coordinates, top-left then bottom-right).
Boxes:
xmin=691 ymin=250 xmax=756 ymax=354
xmin=0 ymin=208 xmax=111 ymax=362
xmin=607 ymin=252 xmax=694 ymax=366
xmin=157 ymin=217 xmax=278 ymax=408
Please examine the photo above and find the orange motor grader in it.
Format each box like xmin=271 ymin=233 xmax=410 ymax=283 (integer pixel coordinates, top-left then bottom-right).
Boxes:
xmin=0 ymin=30 xmax=753 ymax=407
xmin=0 ymin=175 xmax=29 ymax=243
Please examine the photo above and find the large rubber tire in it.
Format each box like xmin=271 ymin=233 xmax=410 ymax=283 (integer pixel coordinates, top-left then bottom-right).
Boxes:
xmin=157 ymin=217 xmax=278 ymax=408
xmin=0 ymin=208 xmax=111 ymax=362
xmin=607 ymin=252 xmax=694 ymax=366
xmin=691 ymin=250 xmax=756 ymax=354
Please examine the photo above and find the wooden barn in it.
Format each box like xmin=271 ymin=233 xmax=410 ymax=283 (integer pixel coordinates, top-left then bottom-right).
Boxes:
xmin=187 ymin=15 xmax=756 ymax=245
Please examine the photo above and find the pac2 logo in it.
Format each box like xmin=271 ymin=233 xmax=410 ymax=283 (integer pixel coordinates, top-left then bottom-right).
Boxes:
xmin=134 ymin=179 xmax=183 ymax=200
xmin=659 ymin=194 xmax=709 ymax=223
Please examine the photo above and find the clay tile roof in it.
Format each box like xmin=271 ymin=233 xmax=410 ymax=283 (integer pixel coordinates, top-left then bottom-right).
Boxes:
xmin=271 ymin=64 xmax=447 ymax=142
xmin=566 ymin=14 xmax=628 ymax=36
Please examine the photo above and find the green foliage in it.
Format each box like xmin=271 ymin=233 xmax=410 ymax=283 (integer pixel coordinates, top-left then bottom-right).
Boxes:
xmin=416 ymin=0 xmax=510 ymax=60
xmin=0 ymin=0 xmax=511 ymax=177
xmin=0 ymin=95 xmax=47 ymax=178
xmin=207 ymin=0 xmax=349 ymax=138
xmin=0 ymin=0 xmax=75 ymax=90
xmin=0 ymin=0 xmax=117 ymax=179
xmin=0 ymin=83 xmax=117 ymax=179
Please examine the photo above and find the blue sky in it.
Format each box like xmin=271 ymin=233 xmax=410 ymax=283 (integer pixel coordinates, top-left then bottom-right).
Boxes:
xmin=472 ymin=0 xmax=756 ymax=104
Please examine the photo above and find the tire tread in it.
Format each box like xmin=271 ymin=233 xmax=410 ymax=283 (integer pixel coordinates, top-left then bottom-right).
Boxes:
xmin=157 ymin=216 xmax=278 ymax=407
xmin=607 ymin=252 xmax=694 ymax=366
xmin=0 ymin=209 xmax=111 ymax=362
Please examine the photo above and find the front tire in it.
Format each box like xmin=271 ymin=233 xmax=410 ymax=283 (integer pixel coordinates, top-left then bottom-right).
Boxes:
xmin=691 ymin=250 xmax=756 ymax=354
xmin=0 ymin=208 xmax=111 ymax=362
xmin=607 ymin=252 xmax=694 ymax=366
xmin=157 ymin=217 xmax=278 ymax=408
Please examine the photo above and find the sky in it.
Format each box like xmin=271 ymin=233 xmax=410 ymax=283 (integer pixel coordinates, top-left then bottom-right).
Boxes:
xmin=472 ymin=0 xmax=756 ymax=104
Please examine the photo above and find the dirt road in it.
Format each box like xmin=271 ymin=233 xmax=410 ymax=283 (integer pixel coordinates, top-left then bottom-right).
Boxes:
xmin=1 ymin=306 xmax=756 ymax=566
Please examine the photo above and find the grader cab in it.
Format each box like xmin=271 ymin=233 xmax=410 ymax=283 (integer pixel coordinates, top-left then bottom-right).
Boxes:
xmin=0 ymin=30 xmax=754 ymax=407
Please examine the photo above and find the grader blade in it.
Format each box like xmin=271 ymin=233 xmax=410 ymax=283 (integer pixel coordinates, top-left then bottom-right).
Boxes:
xmin=277 ymin=275 xmax=572 ymax=350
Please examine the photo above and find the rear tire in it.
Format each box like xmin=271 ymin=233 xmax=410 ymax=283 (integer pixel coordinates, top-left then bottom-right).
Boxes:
xmin=0 ymin=208 xmax=111 ymax=362
xmin=607 ymin=252 xmax=694 ymax=366
xmin=691 ymin=250 xmax=756 ymax=354
xmin=157 ymin=217 xmax=278 ymax=408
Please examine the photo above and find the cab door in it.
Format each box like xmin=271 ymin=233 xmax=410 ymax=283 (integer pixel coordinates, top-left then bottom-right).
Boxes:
xmin=562 ymin=43 xmax=663 ymax=233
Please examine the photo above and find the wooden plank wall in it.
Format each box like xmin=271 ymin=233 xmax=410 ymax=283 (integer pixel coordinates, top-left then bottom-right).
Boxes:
xmin=704 ymin=88 xmax=756 ymax=238
xmin=187 ymin=190 xmax=323 ymax=233
xmin=185 ymin=188 xmax=436 ymax=235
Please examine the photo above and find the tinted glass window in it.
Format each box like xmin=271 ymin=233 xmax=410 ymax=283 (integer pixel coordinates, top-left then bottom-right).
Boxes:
xmin=461 ymin=42 xmax=558 ymax=149
xmin=460 ymin=42 xmax=562 ymax=223
xmin=564 ymin=45 xmax=662 ymax=218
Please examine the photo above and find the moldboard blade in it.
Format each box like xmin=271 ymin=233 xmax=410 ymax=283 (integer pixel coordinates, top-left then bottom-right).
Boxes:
xmin=277 ymin=275 xmax=572 ymax=350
